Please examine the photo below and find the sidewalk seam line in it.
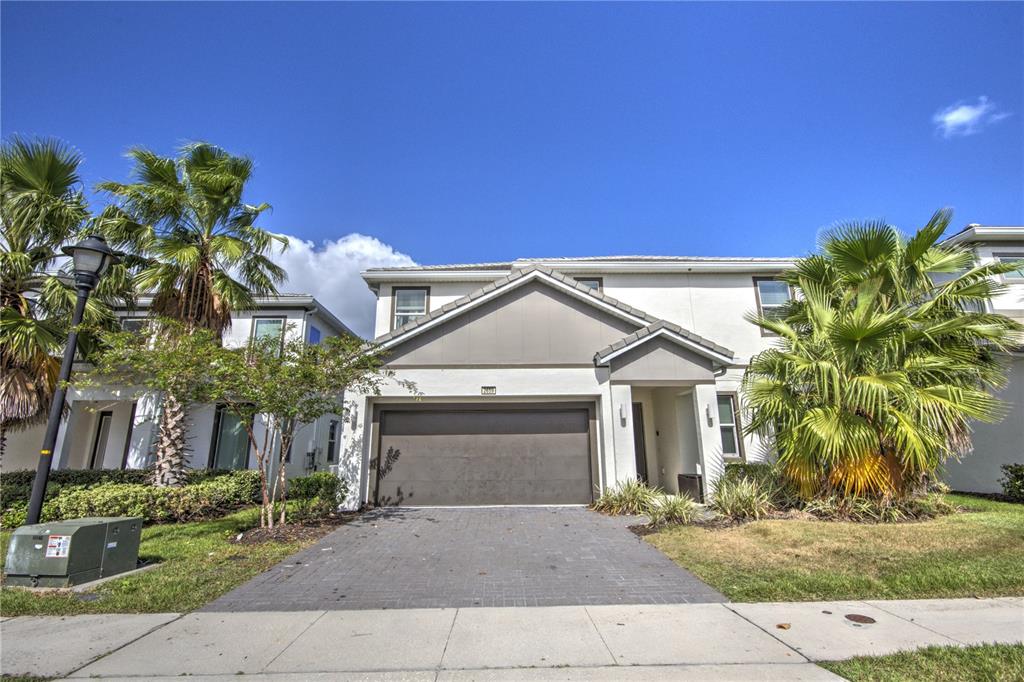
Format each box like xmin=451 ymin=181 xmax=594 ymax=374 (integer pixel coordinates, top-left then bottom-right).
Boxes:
xmin=857 ymin=600 xmax=967 ymax=646
xmin=436 ymin=607 xmax=461 ymax=673
xmin=722 ymin=603 xmax=814 ymax=663
xmin=583 ymin=605 xmax=620 ymax=666
xmin=63 ymin=612 xmax=187 ymax=677
xmin=261 ymin=610 xmax=329 ymax=672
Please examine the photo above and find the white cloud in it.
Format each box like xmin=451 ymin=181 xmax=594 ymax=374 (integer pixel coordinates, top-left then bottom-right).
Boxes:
xmin=273 ymin=233 xmax=416 ymax=338
xmin=932 ymin=96 xmax=1010 ymax=138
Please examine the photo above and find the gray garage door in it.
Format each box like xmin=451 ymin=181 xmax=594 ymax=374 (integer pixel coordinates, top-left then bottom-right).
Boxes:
xmin=374 ymin=406 xmax=593 ymax=506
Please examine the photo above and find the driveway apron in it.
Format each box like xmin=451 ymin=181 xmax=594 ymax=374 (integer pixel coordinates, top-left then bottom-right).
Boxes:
xmin=202 ymin=506 xmax=725 ymax=611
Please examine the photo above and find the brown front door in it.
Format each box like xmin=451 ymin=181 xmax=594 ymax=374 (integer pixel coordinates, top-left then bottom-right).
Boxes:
xmin=632 ymin=403 xmax=648 ymax=483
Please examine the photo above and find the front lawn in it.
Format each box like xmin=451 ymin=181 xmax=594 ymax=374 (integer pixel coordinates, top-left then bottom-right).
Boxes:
xmin=645 ymin=494 xmax=1024 ymax=602
xmin=821 ymin=643 xmax=1024 ymax=682
xmin=1 ymin=508 xmax=328 ymax=616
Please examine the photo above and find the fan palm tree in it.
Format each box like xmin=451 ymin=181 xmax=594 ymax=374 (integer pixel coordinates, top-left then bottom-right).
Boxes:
xmin=97 ymin=143 xmax=287 ymax=486
xmin=743 ymin=209 xmax=1022 ymax=499
xmin=1 ymin=136 xmax=133 ymax=466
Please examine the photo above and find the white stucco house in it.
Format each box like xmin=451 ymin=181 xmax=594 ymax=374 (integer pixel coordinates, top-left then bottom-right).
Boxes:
xmin=339 ymin=255 xmax=794 ymax=508
xmin=3 ymin=295 xmax=354 ymax=480
xmin=340 ymin=229 xmax=1024 ymax=508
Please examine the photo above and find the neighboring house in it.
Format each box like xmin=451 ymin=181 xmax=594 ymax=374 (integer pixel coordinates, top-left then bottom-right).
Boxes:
xmin=3 ymin=295 xmax=354 ymax=480
xmin=340 ymin=256 xmax=798 ymax=508
xmin=939 ymin=225 xmax=1024 ymax=494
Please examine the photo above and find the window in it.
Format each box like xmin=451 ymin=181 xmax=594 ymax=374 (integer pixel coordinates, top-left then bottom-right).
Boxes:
xmin=994 ymin=253 xmax=1024 ymax=281
xmin=575 ymin=277 xmax=603 ymax=291
xmin=121 ymin=318 xmax=150 ymax=334
xmin=717 ymin=394 xmax=743 ymax=458
xmin=754 ymin=277 xmax=792 ymax=323
xmin=393 ymin=287 xmax=429 ymax=329
xmin=327 ymin=420 xmax=339 ymax=462
xmin=252 ymin=317 xmax=285 ymax=350
xmin=307 ymin=324 xmax=322 ymax=345
xmin=209 ymin=405 xmax=250 ymax=470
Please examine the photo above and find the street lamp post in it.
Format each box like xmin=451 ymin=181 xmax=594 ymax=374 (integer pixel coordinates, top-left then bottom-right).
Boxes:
xmin=25 ymin=235 xmax=119 ymax=525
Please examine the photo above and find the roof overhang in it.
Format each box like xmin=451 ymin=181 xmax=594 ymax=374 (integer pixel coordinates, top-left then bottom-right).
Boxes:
xmin=943 ymin=226 xmax=1024 ymax=246
xmin=513 ymin=258 xmax=798 ymax=274
xmin=594 ymin=323 xmax=734 ymax=368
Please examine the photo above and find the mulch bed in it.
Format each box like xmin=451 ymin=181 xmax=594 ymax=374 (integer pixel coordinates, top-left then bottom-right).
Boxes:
xmin=230 ymin=511 xmax=361 ymax=545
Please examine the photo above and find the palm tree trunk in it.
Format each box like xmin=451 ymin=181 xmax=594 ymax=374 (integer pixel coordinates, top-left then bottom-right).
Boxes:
xmin=0 ymin=425 xmax=6 ymax=471
xmin=153 ymin=393 xmax=188 ymax=487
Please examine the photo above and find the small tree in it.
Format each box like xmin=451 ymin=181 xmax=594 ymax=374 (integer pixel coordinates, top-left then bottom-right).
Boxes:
xmin=86 ymin=320 xmax=222 ymax=485
xmin=212 ymin=330 xmax=398 ymax=527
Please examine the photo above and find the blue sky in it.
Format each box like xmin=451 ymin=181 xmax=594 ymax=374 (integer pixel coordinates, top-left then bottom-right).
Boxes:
xmin=3 ymin=2 xmax=1022 ymax=331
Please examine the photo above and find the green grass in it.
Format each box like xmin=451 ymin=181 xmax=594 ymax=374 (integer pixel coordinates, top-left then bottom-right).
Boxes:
xmin=645 ymin=494 xmax=1024 ymax=602
xmin=0 ymin=508 xmax=319 ymax=616
xmin=821 ymin=643 xmax=1024 ymax=681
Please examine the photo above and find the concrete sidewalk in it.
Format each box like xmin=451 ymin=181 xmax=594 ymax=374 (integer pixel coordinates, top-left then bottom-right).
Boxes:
xmin=0 ymin=598 xmax=1020 ymax=680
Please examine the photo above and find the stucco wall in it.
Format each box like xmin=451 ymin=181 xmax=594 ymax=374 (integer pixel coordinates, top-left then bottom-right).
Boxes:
xmin=943 ymin=354 xmax=1024 ymax=494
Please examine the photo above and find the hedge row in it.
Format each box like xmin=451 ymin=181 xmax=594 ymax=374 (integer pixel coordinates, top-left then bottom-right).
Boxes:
xmin=0 ymin=470 xmax=263 ymax=528
xmin=0 ymin=468 xmax=245 ymax=508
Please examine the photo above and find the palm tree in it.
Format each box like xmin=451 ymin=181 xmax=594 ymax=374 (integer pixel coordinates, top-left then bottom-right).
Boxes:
xmin=97 ymin=143 xmax=287 ymax=486
xmin=743 ymin=209 xmax=1022 ymax=499
xmin=0 ymin=136 xmax=133 ymax=466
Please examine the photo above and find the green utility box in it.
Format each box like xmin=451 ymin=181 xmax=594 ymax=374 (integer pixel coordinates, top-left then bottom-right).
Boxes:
xmin=4 ymin=517 xmax=143 ymax=588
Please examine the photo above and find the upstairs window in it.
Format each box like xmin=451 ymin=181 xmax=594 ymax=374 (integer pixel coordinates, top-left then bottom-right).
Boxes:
xmin=994 ymin=253 xmax=1024 ymax=281
xmin=717 ymin=394 xmax=743 ymax=458
xmin=393 ymin=287 xmax=429 ymax=329
xmin=753 ymin=278 xmax=792 ymax=322
xmin=307 ymin=324 xmax=322 ymax=345
xmin=252 ymin=317 xmax=286 ymax=350
xmin=575 ymin=277 xmax=603 ymax=291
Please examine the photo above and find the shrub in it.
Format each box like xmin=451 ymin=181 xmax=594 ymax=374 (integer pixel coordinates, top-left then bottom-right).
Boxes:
xmin=803 ymin=492 xmax=955 ymax=522
xmin=722 ymin=461 xmax=798 ymax=508
xmin=288 ymin=472 xmax=346 ymax=502
xmin=711 ymin=476 xmax=774 ymax=520
xmin=0 ymin=468 xmax=255 ymax=508
xmin=288 ymin=472 xmax=348 ymax=522
xmin=1000 ymin=464 xmax=1024 ymax=502
xmin=0 ymin=470 xmax=265 ymax=528
xmin=646 ymin=494 xmax=700 ymax=527
xmin=592 ymin=479 xmax=661 ymax=515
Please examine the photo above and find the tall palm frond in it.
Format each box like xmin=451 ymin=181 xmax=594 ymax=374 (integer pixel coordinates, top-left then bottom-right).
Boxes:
xmin=744 ymin=209 xmax=1022 ymax=499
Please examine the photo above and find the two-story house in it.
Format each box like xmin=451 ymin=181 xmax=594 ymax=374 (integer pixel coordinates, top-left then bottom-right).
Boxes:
xmin=341 ymin=232 xmax=1024 ymax=509
xmin=341 ymin=256 xmax=796 ymax=508
xmin=3 ymin=294 xmax=354 ymax=480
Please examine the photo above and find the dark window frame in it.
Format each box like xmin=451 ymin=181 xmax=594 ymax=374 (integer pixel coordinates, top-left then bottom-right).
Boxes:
xmin=716 ymin=392 xmax=745 ymax=461
xmin=207 ymin=404 xmax=253 ymax=470
xmin=88 ymin=410 xmax=114 ymax=469
xmin=993 ymin=252 xmax=1024 ymax=282
xmin=390 ymin=286 xmax=431 ymax=331
xmin=250 ymin=316 xmax=287 ymax=353
xmin=752 ymin=276 xmax=793 ymax=337
xmin=327 ymin=419 xmax=339 ymax=462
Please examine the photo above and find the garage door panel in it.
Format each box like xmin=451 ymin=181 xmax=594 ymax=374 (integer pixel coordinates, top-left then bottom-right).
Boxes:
xmin=375 ymin=406 xmax=593 ymax=506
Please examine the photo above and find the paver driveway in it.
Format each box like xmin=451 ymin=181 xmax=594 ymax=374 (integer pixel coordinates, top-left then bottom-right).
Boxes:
xmin=203 ymin=506 xmax=725 ymax=611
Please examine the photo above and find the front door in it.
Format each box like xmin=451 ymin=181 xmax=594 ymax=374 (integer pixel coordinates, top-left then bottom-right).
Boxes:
xmin=632 ymin=403 xmax=648 ymax=483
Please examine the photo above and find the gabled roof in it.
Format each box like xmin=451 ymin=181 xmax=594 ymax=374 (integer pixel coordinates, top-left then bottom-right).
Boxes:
xmin=374 ymin=265 xmax=735 ymax=363
xmin=594 ymin=320 xmax=734 ymax=366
